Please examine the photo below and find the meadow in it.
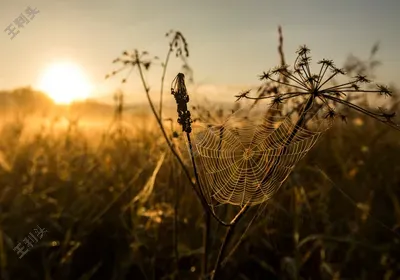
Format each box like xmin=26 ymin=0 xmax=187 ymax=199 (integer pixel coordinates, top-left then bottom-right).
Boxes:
xmin=0 ymin=30 xmax=400 ymax=280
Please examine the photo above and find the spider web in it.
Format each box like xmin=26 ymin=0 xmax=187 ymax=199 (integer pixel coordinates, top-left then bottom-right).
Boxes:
xmin=190 ymin=103 xmax=331 ymax=206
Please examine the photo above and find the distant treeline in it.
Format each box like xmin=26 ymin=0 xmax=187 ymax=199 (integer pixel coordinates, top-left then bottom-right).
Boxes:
xmin=0 ymin=87 xmax=115 ymax=119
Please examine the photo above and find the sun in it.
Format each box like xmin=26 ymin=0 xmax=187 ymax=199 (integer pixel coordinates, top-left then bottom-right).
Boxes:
xmin=37 ymin=62 xmax=93 ymax=104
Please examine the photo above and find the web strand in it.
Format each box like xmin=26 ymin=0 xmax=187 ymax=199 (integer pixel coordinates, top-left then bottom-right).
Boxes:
xmin=190 ymin=104 xmax=330 ymax=206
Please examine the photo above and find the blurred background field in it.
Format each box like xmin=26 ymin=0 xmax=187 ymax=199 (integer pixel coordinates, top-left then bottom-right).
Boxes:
xmin=0 ymin=76 xmax=399 ymax=279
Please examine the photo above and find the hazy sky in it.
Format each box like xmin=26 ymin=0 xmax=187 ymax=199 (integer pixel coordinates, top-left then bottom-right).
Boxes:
xmin=1 ymin=0 xmax=399 ymax=103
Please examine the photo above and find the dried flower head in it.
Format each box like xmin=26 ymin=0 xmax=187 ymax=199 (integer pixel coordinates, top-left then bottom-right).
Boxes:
xmin=105 ymin=49 xmax=158 ymax=83
xmin=240 ymin=45 xmax=399 ymax=130
xmin=166 ymin=29 xmax=190 ymax=58
xmin=171 ymin=73 xmax=193 ymax=133
xmin=106 ymin=29 xmax=191 ymax=85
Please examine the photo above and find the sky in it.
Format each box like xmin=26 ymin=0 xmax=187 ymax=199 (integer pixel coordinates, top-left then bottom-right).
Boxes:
xmin=0 ymin=0 xmax=399 ymax=104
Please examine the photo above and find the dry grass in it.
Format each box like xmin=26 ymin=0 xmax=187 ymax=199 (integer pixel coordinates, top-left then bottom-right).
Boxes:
xmin=0 ymin=107 xmax=399 ymax=280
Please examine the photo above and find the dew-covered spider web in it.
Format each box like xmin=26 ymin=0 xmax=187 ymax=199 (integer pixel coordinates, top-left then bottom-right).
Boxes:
xmin=189 ymin=103 xmax=331 ymax=207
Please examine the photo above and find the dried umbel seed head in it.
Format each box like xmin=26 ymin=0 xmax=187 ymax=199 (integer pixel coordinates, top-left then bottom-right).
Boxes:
xmin=105 ymin=50 xmax=159 ymax=83
xmin=237 ymin=45 xmax=399 ymax=131
xmin=166 ymin=30 xmax=189 ymax=58
xmin=171 ymin=73 xmax=192 ymax=133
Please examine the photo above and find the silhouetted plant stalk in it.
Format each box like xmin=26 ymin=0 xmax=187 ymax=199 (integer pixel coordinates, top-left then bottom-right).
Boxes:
xmin=170 ymin=73 xmax=250 ymax=224
xmin=159 ymin=30 xmax=191 ymax=118
xmin=171 ymin=73 xmax=251 ymax=279
xmin=107 ymin=30 xmax=232 ymax=279
xmin=106 ymin=31 xmax=196 ymax=192
xmin=212 ymin=81 xmax=315 ymax=280
xmin=170 ymin=157 xmax=180 ymax=275
xmin=106 ymin=31 xmax=197 ymax=280
xmin=212 ymin=26 xmax=291 ymax=274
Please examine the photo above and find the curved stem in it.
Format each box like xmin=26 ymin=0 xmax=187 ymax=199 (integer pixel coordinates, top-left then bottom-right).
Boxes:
xmin=260 ymin=94 xmax=315 ymax=186
xmin=137 ymin=54 xmax=247 ymax=228
xmin=134 ymin=52 xmax=196 ymax=191
xmin=211 ymin=205 xmax=250 ymax=280
xmin=159 ymin=49 xmax=172 ymax=117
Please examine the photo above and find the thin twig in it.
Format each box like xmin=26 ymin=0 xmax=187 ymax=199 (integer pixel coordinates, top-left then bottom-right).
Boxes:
xmin=159 ymin=49 xmax=172 ymax=117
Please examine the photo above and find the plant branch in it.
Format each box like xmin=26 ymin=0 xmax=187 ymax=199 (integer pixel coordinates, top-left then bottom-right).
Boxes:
xmin=211 ymin=205 xmax=250 ymax=280
xmin=159 ymin=49 xmax=172 ymax=117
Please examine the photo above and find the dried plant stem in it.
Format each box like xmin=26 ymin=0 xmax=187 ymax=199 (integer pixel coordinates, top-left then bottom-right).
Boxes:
xmin=170 ymin=76 xmax=252 ymax=279
xmin=159 ymin=49 xmax=172 ymax=117
xmin=137 ymin=58 xmax=248 ymax=279
xmin=211 ymin=206 xmax=250 ymax=280
xmin=172 ymin=160 xmax=180 ymax=277
xmin=134 ymin=51 xmax=196 ymax=192
xmin=293 ymin=187 xmax=301 ymax=280
xmin=278 ymin=25 xmax=288 ymax=85
xmin=221 ymin=204 xmax=266 ymax=267
xmin=202 ymin=212 xmax=211 ymax=279
xmin=212 ymin=94 xmax=316 ymax=279
xmin=169 ymin=73 xmax=258 ymax=278
xmin=209 ymin=29 xmax=292 ymax=276
xmin=288 ymin=94 xmax=315 ymax=142
xmin=135 ymin=57 xmax=212 ymax=280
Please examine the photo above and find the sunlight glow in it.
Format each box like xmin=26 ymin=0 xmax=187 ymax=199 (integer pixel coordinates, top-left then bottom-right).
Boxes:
xmin=37 ymin=62 xmax=92 ymax=104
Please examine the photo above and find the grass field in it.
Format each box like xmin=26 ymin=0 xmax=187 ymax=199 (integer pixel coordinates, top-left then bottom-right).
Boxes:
xmin=0 ymin=97 xmax=399 ymax=280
